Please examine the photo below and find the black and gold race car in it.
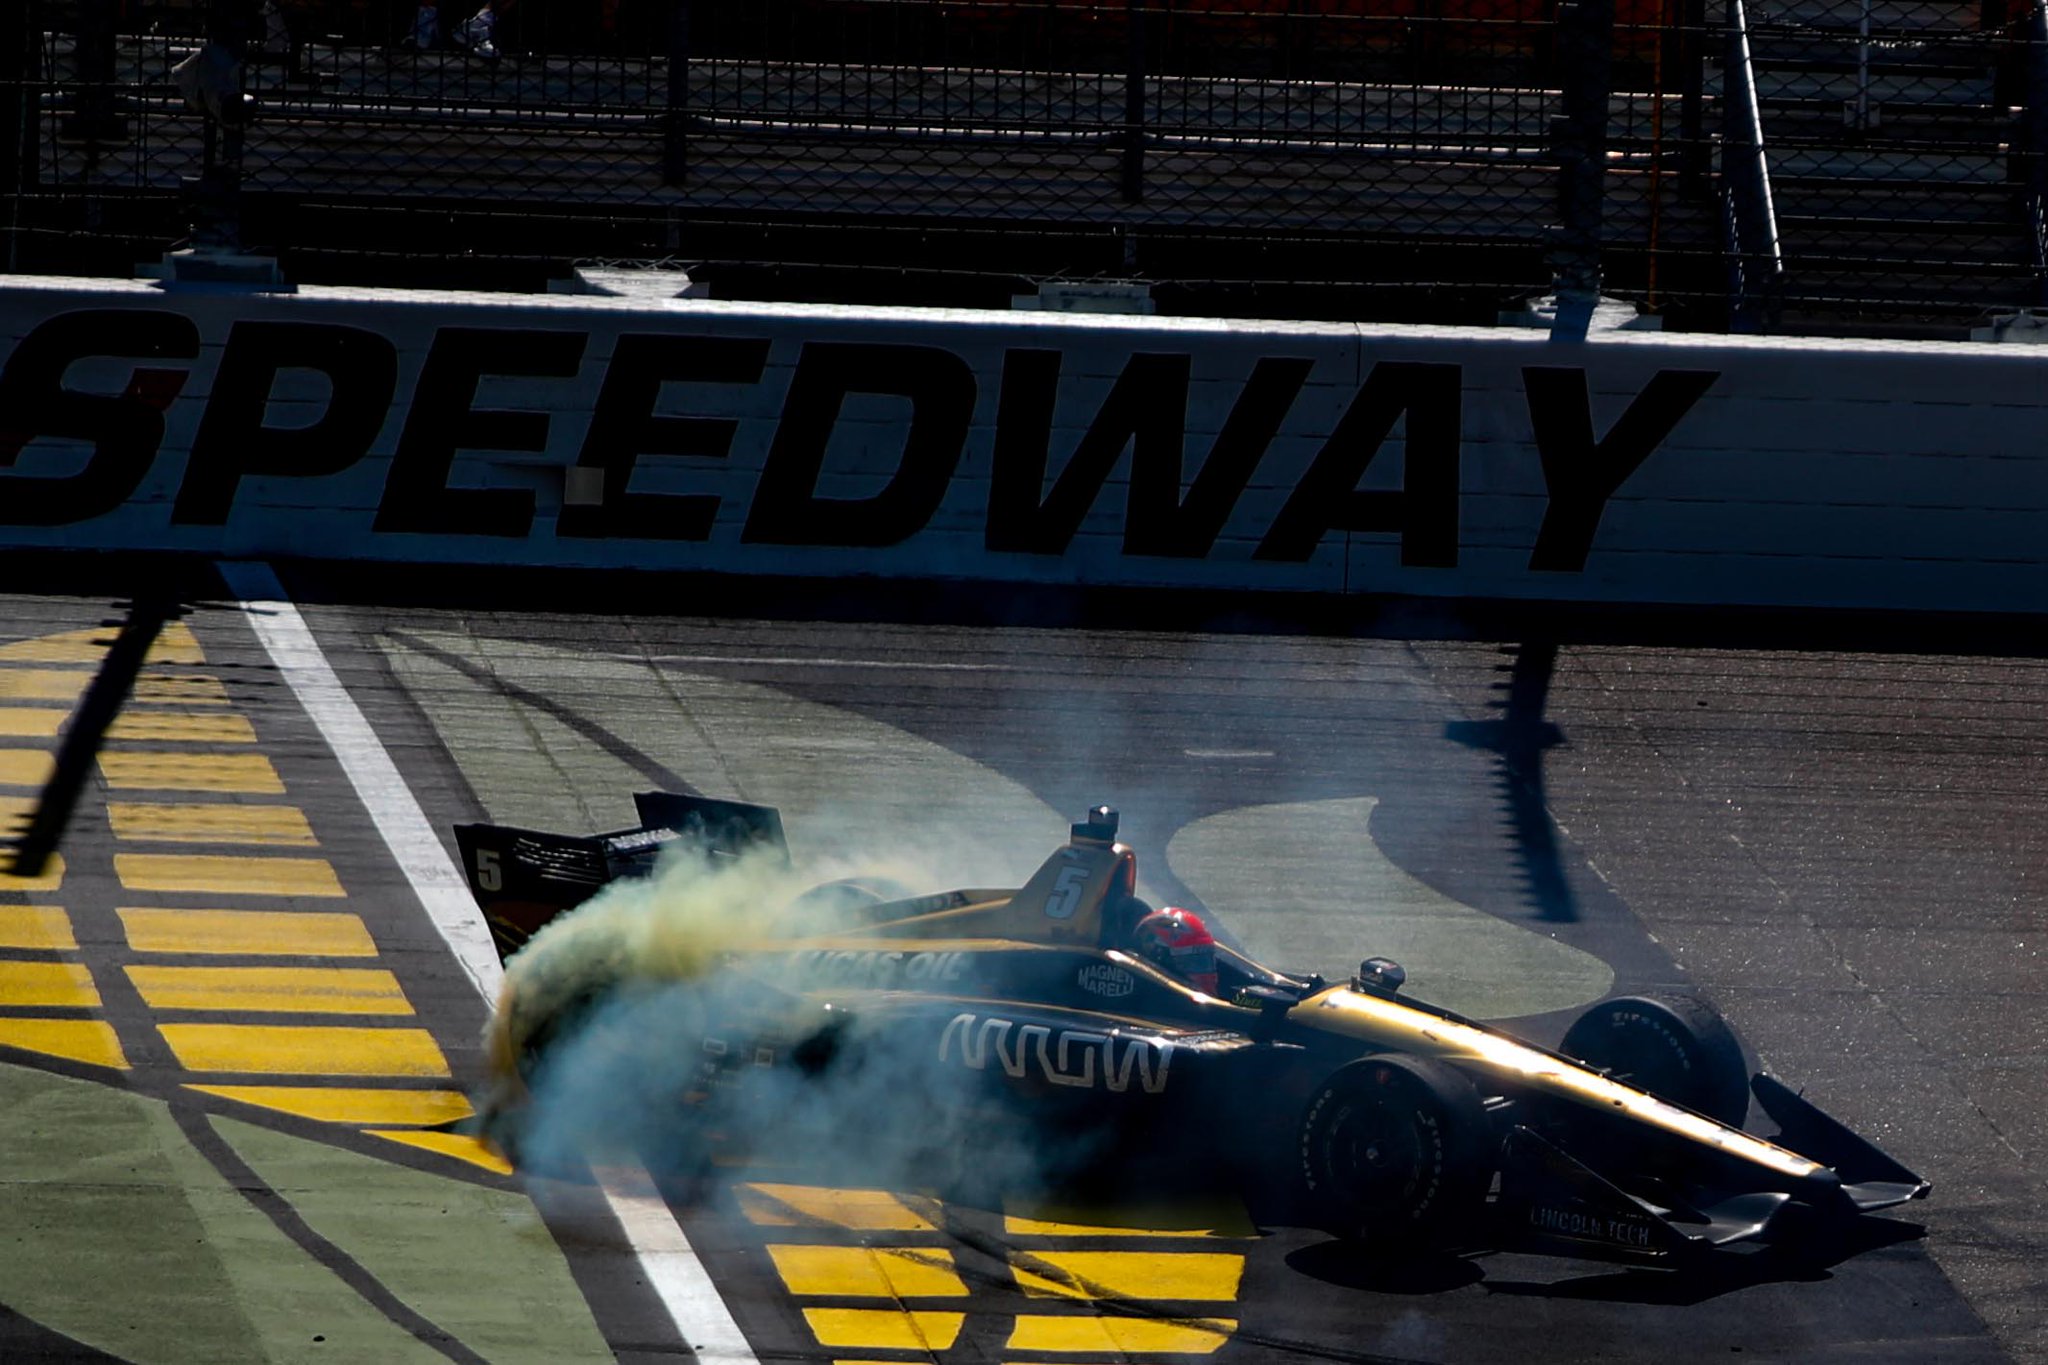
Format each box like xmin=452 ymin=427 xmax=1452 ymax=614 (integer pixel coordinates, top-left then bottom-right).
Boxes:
xmin=456 ymin=796 xmax=1928 ymax=1266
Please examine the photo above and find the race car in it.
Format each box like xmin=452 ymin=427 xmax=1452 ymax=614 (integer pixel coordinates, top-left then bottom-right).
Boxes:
xmin=456 ymin=795 xmax=1928 ymax=1266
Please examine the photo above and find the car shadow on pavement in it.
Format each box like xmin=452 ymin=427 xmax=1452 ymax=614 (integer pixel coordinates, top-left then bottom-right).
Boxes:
xmin=1286 ymin=1215 xmax=1926 ymax=1305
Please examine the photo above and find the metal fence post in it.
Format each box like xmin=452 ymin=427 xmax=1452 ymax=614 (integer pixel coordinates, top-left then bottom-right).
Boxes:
xmin=1678 ymin=0 xmax=1709 ymax=197
xmin=1122 ymin=0 xmax=1147 ymax=204
xmin=1 ymin=0 xmax=36 ymax=272
xmin=2024 ymin=0 xmax=2048 ymax=305
xmin=1721 ymin=0 xmax=1781 ymax=331
xmin=1550 ymin=0 xmax=1614 ymax=335
xmin=664 ymin=0 xmax=691 ymax=187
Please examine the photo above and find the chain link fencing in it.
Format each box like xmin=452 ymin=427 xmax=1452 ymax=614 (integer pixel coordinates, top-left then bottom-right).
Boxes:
xmin=1 ymin=0 xmax=2043 ymax=332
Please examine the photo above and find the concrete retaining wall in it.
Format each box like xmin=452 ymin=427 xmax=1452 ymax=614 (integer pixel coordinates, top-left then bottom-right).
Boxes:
xmin=3 ymin=275 xmax=2043 ymax=611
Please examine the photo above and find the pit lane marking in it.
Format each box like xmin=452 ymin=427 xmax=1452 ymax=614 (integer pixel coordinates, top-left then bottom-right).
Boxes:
xmin=127 ymin=965 xmax=412 ymax=1014
xmin=0 ymin=905 xmax=75 ymax=950
xmin=768 ymin=1245 xmax=972 ymax=1297
xmin=0 ymin=850 xmax=62 ymax=891
xmin=98 ymin=751 xmax=285 ymax=793
xmin=159 ymin=1023 xmax=452 ymax=1075
xmin=119 ymin=906 xmax=378 ymax=956
xmin=737 ymin=1182 xmax=1251 ymax=1357
xmin=0 ymin=750 xmax=55 ymax=786
xmin=0 ymin=708 xmax=64 ymax=737
xmin=0 ymin=614 xmax=490 ymax=1160
xmin=1011 ymin=1253 xmax=1243 ymax=1301
xmin=0 ymin=960 xmax=98 ymax=1007
xmin=114 ymin=851 xmax=347 ymax=897
xmin=739 ymin=1183 xmax=941 ymax=1230
xmin=105 ymin=711 xmax=259 ymax=743
xmin=0 ymin=669 xmax=94 ymax=702
xmin=221 ymin=561 xmax=752 ymax=1365
xmin=804 ymin=1308 xmax=968 ymax=1351
xmin=108 ymin=801 xmax=318 ymax=845
xmin=1007 ymin=1315 xmax=1234 ymax=1353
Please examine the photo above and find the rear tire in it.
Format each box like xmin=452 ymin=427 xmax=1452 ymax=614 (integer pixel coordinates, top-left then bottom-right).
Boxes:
xmin=1559 ymin=994 xmax=1750 ymax=1127
xmin=1296 ymin=1055 xmax=1492 ymax=1251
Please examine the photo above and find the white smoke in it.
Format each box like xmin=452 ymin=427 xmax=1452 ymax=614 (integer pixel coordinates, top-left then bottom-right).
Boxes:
xmin=485 ymin=817 xmax=1115 ymax=1200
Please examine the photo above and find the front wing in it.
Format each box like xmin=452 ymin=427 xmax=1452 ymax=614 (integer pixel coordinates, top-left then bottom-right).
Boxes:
xmin=1495 ymin=1075 xmax=1929 ymax=1266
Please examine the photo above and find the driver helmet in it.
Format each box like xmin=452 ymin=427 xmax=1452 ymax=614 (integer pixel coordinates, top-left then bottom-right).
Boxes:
xmin=1133 ymin=906 xmax=1219 ymax=995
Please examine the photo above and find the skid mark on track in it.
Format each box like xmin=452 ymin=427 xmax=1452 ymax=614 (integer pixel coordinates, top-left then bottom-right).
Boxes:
xmin=732 ymin=1180 xmax=1247 ymax=1361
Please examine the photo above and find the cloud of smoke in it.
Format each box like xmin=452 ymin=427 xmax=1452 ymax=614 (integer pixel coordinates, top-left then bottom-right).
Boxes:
xmin=485 ymin=810 xmax=1114 ymax=1201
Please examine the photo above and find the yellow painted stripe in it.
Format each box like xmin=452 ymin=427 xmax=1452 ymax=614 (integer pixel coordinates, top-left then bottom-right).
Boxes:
xmin=0 ymin=622 xmax=201 ymax=665
xmin=108 ymin=803 xmax=317 ymax=847
xmin=0 ymin=750 xmax=55 ymax=787
xmin=127 ymin=966 xmax=410 ymax=1015
xmin=105 ymin=712 xmax=258 ymax=744
xmin=115 ymin=854 xmax=344 ymax=898
xmin=0 ymin=669 xmax=90 ymax=702
xmin=367 ymin=1129 xmax=514 ymax=1175
xmin=119 ymin=908 xmax=378 ymax=957
xmin=1005 ymin=1316 xmax=1235 ymax=1354
xmin=149 ymin=622 xmax=206 ymax=665
xmin=768 ymin=1246 xmax=968 ymax=1298
xmin=100 ymin=752 xmax=284 ymax=794
xmin=737 ymin=1183 xmax=937 ymax=1231
xmin=0 ymin=906 xmax=76 ymax=951
xmin=0 ymin=629 xmax=114 ymax=663
xmin=0 ymin=709 xmax=64 ymax=738
xmin=0 ymin=853 xmax=63 ymax=893
xmin=189 ymin=1085 xmax=473 ymax=1126
xmin=1003 ymin=1200 xmax=1257 ymax=1239
xmin=0 ymin=793 xmax=31 ymax=834
xmin=0 ymin=1018 xmax=128 ymax=1069
xmin=802 ymin=1310 xmax=964 ymax=1352
xmin=0 ymin=961 xmax=99 ymax=1008
xmin=133 ymin=674 xmax=231 ymax=705
xmin=1012 ymin=1252 xmax=1244 ymax=1302
xmin=158 ymin=1024 xmax=451 ymax=1077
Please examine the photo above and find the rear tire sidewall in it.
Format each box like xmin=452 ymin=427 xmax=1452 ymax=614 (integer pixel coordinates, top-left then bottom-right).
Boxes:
xmin=1559 ymin=994 xmax=1750 ymax=1127
xmin=1296 ymin=1054 xmax=1491 ymax=1251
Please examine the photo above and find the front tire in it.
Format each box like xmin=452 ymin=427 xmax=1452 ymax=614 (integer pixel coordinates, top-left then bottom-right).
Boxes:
xmin=1296 ymin=1054 xmax=1492 ymax=1251
xmin=1559 ymin=994 xmax=1750 ymax=1126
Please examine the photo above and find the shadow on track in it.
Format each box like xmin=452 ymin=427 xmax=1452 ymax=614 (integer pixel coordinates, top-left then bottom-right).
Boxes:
xmin=1286 ymin=1215 xmax=1926 ymax=1306
xmin=1442 ymin=638 xmax=1575 ymax=922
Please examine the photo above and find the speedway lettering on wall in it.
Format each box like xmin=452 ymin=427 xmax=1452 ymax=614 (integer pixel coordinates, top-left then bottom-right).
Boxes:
xmin=0 ymin=299 xmax=1719 ymax=581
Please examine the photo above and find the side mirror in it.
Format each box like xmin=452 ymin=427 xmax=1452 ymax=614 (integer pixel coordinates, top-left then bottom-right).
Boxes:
xmin=1355 ymin=957 xmax=1406 ymax=995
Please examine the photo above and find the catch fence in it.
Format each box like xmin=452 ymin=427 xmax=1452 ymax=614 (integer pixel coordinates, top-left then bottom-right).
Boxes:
xmin=2 ymin=0 xmax=2043 ymax=332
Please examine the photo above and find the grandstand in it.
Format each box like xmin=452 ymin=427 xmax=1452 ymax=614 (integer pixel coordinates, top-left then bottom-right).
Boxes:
xmin=2 ymin=0 xmax=2040 ymax=334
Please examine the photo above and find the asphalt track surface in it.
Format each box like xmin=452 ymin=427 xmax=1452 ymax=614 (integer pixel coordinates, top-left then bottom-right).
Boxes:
xmin=1 ymin=567 xmax=2043 ymax=1364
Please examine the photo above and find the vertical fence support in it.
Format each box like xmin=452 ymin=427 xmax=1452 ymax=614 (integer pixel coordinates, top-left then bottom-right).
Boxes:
xmin=1 ymin=0 xmax=35 ymax=272
xmin=1720 ymin=0 xmax=1781 ymax=331
xmin=2024 ymin=0 xmax=2048 ymax=305
xmin=1122 ymin=0 xmax=1147 ymax=204
xmin=1678 ymin=0 xmax=1708 ymax=197
xmin=664 ymin=0 xmax=690 ymax=187
xmin=1550 ymin=0 xmax=1614 ymax=338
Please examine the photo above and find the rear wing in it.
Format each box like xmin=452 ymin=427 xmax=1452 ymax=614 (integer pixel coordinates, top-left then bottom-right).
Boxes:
xmin=453 ymin=793 xmax=787 ymax=964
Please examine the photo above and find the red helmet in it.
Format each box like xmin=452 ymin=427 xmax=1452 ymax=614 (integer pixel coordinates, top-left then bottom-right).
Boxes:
xmin=1133 ymin=907 xmax=1219 ymax=995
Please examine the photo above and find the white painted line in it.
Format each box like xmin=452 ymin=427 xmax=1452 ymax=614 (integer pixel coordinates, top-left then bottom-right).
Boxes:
xmin=218 ymin=560 xmax=502 ymax=1002
xmin=598 ymin=1173 xmax=762 ymax=1365
xmin=218 ymin=560 xmax=758 ymax=1365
